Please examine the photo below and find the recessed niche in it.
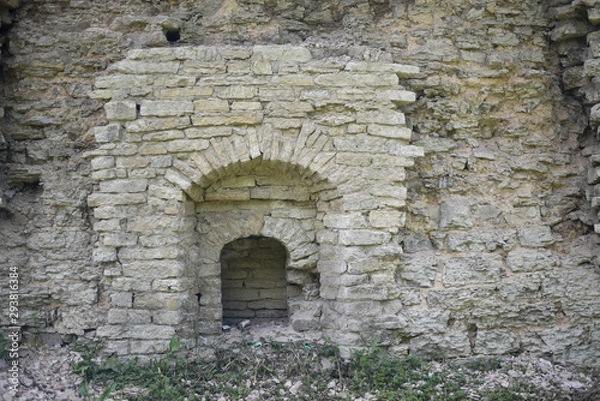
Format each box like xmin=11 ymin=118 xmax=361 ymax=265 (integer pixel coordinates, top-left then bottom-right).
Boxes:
xmin=220 ymin=236 xmax=288 ymax=325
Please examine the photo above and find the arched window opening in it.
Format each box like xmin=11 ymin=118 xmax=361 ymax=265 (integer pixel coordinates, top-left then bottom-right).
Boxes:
xmin=220 ymin=236 xmax=288 ymax=325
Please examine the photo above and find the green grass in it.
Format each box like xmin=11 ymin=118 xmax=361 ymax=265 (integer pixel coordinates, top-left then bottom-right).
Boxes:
xmin=69 ymin=337 xmax=593 ymax=401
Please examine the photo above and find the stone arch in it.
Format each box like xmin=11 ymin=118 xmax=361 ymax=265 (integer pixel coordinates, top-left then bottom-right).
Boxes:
xmin=192 ymin=160 xmax=323 ymax=334
xmin=164 ymin=122 xmax=340 ymax=203
xmin=88 ymin=45 xmax=423 ymax=355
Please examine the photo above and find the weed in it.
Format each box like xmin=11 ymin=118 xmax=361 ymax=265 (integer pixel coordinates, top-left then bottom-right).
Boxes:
xmin=69 ymin=338 xmax=586 ymax=401
xmin=465 ymin=357 xmax=503 ymax=372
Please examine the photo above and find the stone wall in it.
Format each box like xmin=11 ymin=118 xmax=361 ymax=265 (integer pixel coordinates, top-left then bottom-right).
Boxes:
xmin=0 ymin=0 xmax=598 ymax=366
xmin=86 ymin=45 xmax=421 ymax=355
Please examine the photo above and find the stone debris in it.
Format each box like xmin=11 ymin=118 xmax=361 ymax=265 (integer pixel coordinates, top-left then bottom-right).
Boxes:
xmin=0 ymin=341 xmax=597 ymax=401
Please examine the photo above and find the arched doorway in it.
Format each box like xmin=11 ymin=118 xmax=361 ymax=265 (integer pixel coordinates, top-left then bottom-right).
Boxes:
xmin=220 ymin=236 xmax=289 ymax=325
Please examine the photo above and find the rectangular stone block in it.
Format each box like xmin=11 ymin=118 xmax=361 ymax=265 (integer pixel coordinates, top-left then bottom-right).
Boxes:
xmin=370 ymin=185 xmax=407 ymax=200
xmin=441 ymin=253 xmax=504 ymax=287
xmin=92 ymin=246 xmax=117 ymax=263
xmin=94 ymin=124 xmax=122 ymax=143
xmin=369 ymin=210 xmax=406 ymax=228
xmin=126 ymin=117 xmax=191 ymax=133
xmin=95 ymin=75 xmax=153 ymax=89
xmin=100 ymin=179 xmax=148 ymax=193
xmin=266 ymin=101 xmax=314 ymax=115
xmin=111 ymin=292 xmax=133 ymax=308
xmin=271 ymin=75 xmax=314 ymax=86
xmin=258 ymin=87 xmax=296 ymax=101
xmin=101 ymin=233 xmax=138 ymax=247
xmin=217 ymin=85 xmax=257 ymax=100
xmin=104 ymin=101 xmax=137 ymax=121
xmin=375 ymin=89 xmax=417 ymax=105
xmin=152 ymin=311 xmax=184 ymax=325
xmin=252 ymin=46 xmax=312 ymax=62
xmin=339 ymin=229 xmax=391 ymax=246
xmin=323 ymin=212 xmax=368 ymax=229
xmin=344 ymin=61 xmax=420 ymax=77
xmin=93 ymin=219 xmax=121 ymax=232
xmin=191 ymin=112 xmax=263 ymax=126
xmin=315 ymin=72 xmax=398 ymax=87
xmin=149 ymin=185 xmax=184 ymax=200
xmin=154 ymin=75 xmax=197 ymax=87
xmin=249 ymin=186 xmax=309 ymax=201
xmin=121 ymin=260 xmax=185 ymax=279
xmin=252 ymin=60 xmax=272 ymax=75
xmin=231 ymin=101 xmax=263 ymax=111
xmin=87 ymin=193 xmax=146 ymax=207
xmin=517 ymin=225 xmax=558 ymax=247
xmin=193 ymin=99 xmax=229 ymax=113
xmin=180 ymin=60 xmax=226 ymax=75
xmin=140 ymin=100 xmax=193 ymax=117
xmin=357 ymin=109 xmax=405 ymax=125
xmin=158 ymin=86 xmax=213 ymax=97
xmin=388 ymin=145 xmax=425 ymax=158
xmin=91 ymin=156 xmax=115 ymax=170
xmin=127 ymin=214 xmax=195 ymax=233
xmin=130 ymin=340 xmax=171 ymax=354
xmin=124 ymin=325 xmax=176 ymax=340
xmin=165 ymin=139 xmax=210 ymax=153
xmin=139 ymin=143 xmax=168 ymax=155
xmin=133 ymin=292 xmax=189 ymax=312
xmin=338 ymin=285 xmax=390 ymax=300
xmin=336 ymin=153 xmax=372 ymax=166
xmin=118 ymin=246 xmax=181 ymax=261
xmin=152 ymin=278 xmax=189 ymax=292
xmin=186 ymin=126 xmax=233 ymax=138
xmin=205 ymin=189 xmax=250 ymax=201
xmin=368 ymin=124 xmax=412 ymax=140
xmin=116 ymin=156 xmax=152 ymax=169
xmin=116 ymin=60 xmax=180 ymax=74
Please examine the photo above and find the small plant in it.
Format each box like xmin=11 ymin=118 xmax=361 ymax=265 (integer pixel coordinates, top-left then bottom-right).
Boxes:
xmin=69 ymin=337 xmax=588 ymax=401
xmin=465 ymin=356 xmax=503 ymax=372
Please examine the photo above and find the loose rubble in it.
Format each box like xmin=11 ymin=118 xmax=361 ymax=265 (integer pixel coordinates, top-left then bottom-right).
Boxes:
xmin=0 ymin=331 xmax=597 ymax=401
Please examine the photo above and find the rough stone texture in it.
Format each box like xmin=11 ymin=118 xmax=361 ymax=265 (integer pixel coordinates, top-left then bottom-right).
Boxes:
xmin=0 ymin=0 xmax=598 ymax=367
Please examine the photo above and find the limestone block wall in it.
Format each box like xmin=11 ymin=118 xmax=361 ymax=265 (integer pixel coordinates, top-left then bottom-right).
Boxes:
xmin=85 ymin=45 xmax=422 ymax=355
xmin=0 ymin=0 xmax=599 ymax=366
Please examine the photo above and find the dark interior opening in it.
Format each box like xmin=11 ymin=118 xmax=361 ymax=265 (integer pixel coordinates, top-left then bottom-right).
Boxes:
xmin=165 ymin=30 xmax=180 ymax=42
xmin=220 ymin=236 xmax=288 ymax=325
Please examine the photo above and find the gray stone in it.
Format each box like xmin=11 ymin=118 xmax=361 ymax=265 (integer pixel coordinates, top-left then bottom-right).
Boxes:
xmin=339 ymin=230 xmax=391 ymax=246
xmin=506 ymin=248 xmax=559 ymax=272
xmin=104 ymin=101 xmax=137 ymax=121
xmin=517 ymin=226 xmax=559 ymax=247
xmin=442 ymin=254 xmax=504 ymax=287
xmin=396 ymin=253 xmax=437 ymax=287
xmin=439 ymin=198 xmax=473 ymax=229
xmin=474 ymin=329 xmax=520 ymax=355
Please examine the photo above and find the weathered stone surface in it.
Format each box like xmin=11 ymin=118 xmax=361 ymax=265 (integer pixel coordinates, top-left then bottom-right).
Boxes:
xmin=506 ymin=248 xmax=559 ymax=272
xmin=2 ymin=0 xmax=599 ymax=366
xmin=104 ymin=101 xmax=137 ymax=121
xmin=517 ymin=226 xmax=559 ymax=247
xmin=439 ymin=198 xmax=473 ymax=229
xmin=140 ymin=100 xmax=194 ymax=117
xmin=339 ymin=230 xmax=391 ymax=246
xmin=474 ymin=329 xmax=520 ymax=355
xmin=442 ymin=254 xmax=504 ymax=287
xmin=94 ymin=124 xmax=122 ymax=143
xmin=396 ymin=253 xmax=437 ymax=287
